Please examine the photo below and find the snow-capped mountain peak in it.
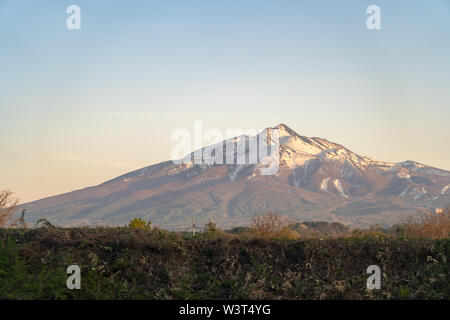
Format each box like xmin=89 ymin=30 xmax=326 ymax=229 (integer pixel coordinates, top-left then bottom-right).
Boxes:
xmin=20 ymin=124 xmax=450 ymax=229
xmin=272 ymin=124 xmax=339 ymax=156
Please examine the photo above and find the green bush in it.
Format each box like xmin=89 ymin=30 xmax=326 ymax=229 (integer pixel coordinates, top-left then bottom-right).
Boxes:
xmin=128 ymin=217 xmax=151 ymax=231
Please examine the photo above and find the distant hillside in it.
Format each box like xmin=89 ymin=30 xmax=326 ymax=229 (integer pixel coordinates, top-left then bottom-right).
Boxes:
xmin=291 ymin=221 xmax=352 ymax=237
xmin=226 ymin=221 xmax=352 ymax=238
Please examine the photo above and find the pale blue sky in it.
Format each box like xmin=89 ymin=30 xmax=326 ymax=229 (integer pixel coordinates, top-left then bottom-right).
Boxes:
xmin=1 ymin=0 xmax=449 ymax=202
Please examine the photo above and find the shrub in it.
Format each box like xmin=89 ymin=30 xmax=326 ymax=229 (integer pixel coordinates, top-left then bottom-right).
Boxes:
xmin=201 ymin=220 xmax=235 ymax=240
xmin=201 ymin=220 xmax=217 ymax=239
xmin=128 ymin=217 xmax=151 ymax=231
xmin=278 ymin=228 xmax=301 ymax=240
xmin=204 ymin=220 xmax=217 ymax=234
xmin=249 ymin=212 xmax=295 ymax=239
xmin=399 ymin=206 xmax=450 ymax=239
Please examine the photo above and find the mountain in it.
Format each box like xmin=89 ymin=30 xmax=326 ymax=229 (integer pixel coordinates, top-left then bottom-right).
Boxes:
xmin=20 ymin=124 xmax=450 ymax=229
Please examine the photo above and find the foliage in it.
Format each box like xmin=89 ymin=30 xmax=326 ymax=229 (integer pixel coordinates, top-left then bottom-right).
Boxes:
xmin=128 ymin=217 xmax=152 ymax=231
xmin=204 ymin=220 xmax=217 ymax=234
xmin=0 ymin=227 xmax=447 ymax=300
xmin=399 ymin=207 xmax=450 ymax=239
xmin=248 ymin=213 xmax=297 ymax=239
xmin=35 ymin=218 xmax=56 ymax=228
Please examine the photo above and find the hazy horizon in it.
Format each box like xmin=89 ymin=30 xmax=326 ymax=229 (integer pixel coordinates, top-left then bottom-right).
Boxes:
xmin=1 ymin=0 xmax=450 ymax=202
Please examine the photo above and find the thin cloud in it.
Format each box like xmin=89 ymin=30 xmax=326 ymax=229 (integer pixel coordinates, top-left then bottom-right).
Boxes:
xmin=0 ymin=148 xmax=136 ymax=170
xmin=92 ymin=111 xmax=156 ymax=119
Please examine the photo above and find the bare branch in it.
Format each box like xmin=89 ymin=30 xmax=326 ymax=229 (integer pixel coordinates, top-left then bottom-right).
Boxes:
xmin=0 ymin=190 xmax=19 ymax=227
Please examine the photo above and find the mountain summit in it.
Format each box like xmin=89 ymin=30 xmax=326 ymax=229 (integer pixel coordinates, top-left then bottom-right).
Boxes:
xmin=21 ymin=124 xmax=450 ymax=229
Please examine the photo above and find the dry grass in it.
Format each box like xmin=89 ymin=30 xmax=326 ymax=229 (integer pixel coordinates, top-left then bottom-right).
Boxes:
xmin=0 ymin=227 xmax=448 ymax=299
xmin=400 ymin=206 xmax=450 ymax=239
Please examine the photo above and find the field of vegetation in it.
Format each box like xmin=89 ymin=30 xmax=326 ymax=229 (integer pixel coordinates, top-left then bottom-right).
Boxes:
xmin=1 ymin=190 xmax=449 ymax=299
xmin=0 ymin=209 xmax=449 ymax=300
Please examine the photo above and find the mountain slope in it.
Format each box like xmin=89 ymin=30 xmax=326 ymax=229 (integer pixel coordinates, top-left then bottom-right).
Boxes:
xmin=21 ymin=124 xmax=450 ymax=229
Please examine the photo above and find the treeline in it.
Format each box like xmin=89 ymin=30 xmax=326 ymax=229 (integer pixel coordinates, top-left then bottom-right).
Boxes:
xmin=180 ymin=209 xmax=450 ymax=240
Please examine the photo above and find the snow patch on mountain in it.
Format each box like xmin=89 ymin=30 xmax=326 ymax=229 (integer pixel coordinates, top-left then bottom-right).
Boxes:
xmin=397 ymin=161 xmax=450 ymax=177
xmin=400 ymin=187 xmax=410 ymax=197
xmin=397 ymin=169 xmax=411 ymax=179
xmin=279 ymin=135 xmax=325 ymax=155
xmin=228 ymin=165 xmax=246 ymax=181
xmin=400 ymin=185 xmax=428 ymax=199
xmin=333 ymin=179 xmax=348 ymax=198
xmin=279 ymin=146 xmax=314 ymax=168
xmin=321 ymin=178 xmax=330 ymax=192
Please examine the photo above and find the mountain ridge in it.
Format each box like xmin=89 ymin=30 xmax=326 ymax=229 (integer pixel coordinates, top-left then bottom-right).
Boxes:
xmin=20 ymin=124 xmax=450 ymax=229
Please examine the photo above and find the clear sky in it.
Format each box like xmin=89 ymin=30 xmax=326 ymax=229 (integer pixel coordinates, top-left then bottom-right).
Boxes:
xmin=1 ymin=0 xmax=449 ymax=203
